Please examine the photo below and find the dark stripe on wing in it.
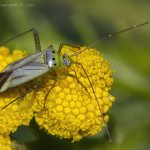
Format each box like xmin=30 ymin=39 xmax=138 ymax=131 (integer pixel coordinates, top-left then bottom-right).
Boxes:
xmin=11 ymin=74 xmax=26 ymax=80
xmin=0 ymin=72 xmax=11 ymax=89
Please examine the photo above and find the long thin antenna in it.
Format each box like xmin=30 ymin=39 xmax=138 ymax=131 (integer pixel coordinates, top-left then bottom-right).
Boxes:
xmin=71 ymin=21 xmax=149 ymax=56
xmin=70 ymin=21 xmax=149 ymax=141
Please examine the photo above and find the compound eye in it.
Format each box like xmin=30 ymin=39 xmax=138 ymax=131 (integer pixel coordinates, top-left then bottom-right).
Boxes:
xmin=63 ymin=58 xmax=70 ymax=66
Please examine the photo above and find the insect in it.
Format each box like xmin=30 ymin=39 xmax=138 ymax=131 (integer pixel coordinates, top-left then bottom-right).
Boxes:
xmin=0 ymin=21 xmax=149 ymax=142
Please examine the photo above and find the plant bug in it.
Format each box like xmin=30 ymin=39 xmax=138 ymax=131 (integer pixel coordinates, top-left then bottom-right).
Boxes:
xmin=0 ymin=21 xmax=149 ymax=142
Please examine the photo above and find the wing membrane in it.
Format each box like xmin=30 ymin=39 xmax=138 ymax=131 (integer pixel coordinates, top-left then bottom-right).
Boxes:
xmin=0 ymin=49 xmax=50 ymax=92
xmin=3 ymin=50 xmax=46 ymax=71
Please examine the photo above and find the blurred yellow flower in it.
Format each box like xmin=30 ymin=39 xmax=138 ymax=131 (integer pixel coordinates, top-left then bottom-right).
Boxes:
xmin=0 ymin=135 xmax=12 ymax=150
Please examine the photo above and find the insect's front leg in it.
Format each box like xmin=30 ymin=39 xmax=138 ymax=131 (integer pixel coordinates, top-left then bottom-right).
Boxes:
xmin=58 ymin=43 xmax=82 ymax=53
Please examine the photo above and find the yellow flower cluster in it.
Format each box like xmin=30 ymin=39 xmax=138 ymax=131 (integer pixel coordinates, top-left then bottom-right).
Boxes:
xmin=0 ymin=135 xmax=11 ymax=150
xmin=35 ymin=45 xmax=115 ymax=141
xmin=0 ymin=47 xmax=38 ymax=136
xmin=0 ymin=45 xmax=115 ymax=148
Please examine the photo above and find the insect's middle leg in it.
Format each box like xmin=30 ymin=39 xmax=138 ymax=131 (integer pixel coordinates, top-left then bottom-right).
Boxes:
xmin=67 ymin=73 xmax=92 ymax=98
xmin=72 ymin=61 xmax=112 ymax=142
xmin=43 ymin=72 xmax=92 ymax=108
xmin=57 ymin=72 xmax=91 ymax=98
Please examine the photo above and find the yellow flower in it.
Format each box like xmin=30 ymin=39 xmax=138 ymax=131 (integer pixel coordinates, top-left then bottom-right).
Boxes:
xmin=34 ymin=45 xmax=115 ymax=141
xmin=0 ymin=135 xmax=12 ymax=150
xmin=0 ymin=135 xmax=24 ymax=150
xmin=0 ymin=45 xmax=115 ymax=142
xmin=0 ymin=47 xmax=37 ymax=135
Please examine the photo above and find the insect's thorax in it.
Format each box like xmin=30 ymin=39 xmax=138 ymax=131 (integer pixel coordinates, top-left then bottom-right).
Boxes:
xmin=45 ymin=48 xmax=72 ymax=70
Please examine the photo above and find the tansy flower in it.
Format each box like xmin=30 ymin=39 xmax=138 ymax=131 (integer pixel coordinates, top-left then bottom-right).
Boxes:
xmin=0 ymin=47 xmax=38 ymax=135
xmin=34 ymin=45 xmax=115 ymax=141
xmin=0 ymin=45 xmax=115 ymax=143
xmin=0 ymin=135 xmax=12 ymax=150
xmin=0 ymin=134 xmax=24 ymax=150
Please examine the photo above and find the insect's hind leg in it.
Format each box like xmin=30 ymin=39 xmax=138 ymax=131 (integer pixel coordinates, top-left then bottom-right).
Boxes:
xmin=0 ymin=83 xmax=39 ymax=111
xmin=0 ymin=28 xmax=41 ymax=53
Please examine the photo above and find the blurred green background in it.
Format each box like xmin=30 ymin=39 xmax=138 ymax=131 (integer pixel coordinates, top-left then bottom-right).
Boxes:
xmin=0 ymin=0 xmax=150 ymax=150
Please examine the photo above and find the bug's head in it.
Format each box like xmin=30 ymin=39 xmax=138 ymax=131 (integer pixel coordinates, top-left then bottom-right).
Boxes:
xmin=62 ymin=53 xmax=72 ymax=66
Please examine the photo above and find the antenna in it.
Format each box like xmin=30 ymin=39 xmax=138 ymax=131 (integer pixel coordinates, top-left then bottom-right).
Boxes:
xmin=70 ymin=21 xmax=149 ymax=141
xmin=71 ymin=21 xmax=149 ymax=56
